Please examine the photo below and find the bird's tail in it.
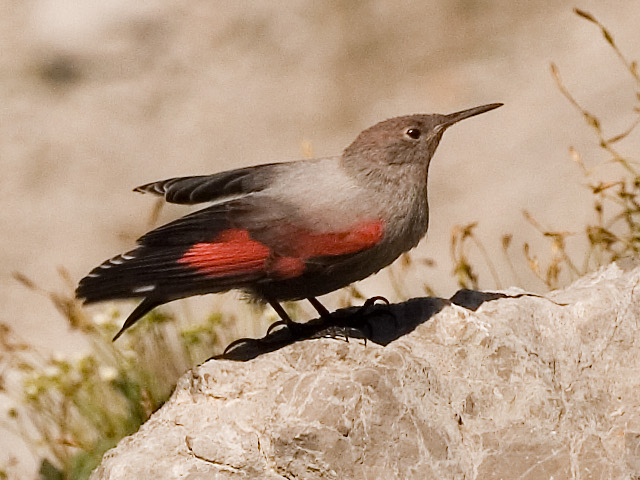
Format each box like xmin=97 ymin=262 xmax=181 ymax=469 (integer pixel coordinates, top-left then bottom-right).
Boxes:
xmin=76 ymin=244 xmax=263 ymax=340
xmin=110 ymin=297 xmax=161 ymax=341
xmin=75 ymin=246 xmax=187 ymax=303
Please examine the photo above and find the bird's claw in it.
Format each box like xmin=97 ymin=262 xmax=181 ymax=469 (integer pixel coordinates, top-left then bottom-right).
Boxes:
xmin=362 ymin=295 xmax=390 ymax=308
xmin=265 ymin=319 xmax=288 ymax=336
xmin=221 ymin=296 xmax=395 ymax=357
xmin=222 ymin=336 xmax=265 ymax=356
xmin=311 ymin=325 xmax=368 ymax=345
xmin=352 ymin=295 xmax=398 ymax=330
xmin=315 ymin=295 xmax=395 ymax=343
xmin=219 ymin=319 xmax=306 ymax=359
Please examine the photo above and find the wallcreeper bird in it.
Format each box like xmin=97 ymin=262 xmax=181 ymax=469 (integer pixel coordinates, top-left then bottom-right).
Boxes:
xmin=76 ymin=103 xmax=502 ymax=340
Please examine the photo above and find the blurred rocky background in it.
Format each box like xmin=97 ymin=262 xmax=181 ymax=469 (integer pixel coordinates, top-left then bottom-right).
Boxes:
xmin=2 ymin=0 xmax=640 ymax=477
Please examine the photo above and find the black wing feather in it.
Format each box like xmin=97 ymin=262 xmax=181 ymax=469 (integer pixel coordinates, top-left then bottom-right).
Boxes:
xmin=133 ymin=163 xmax=279 ymax=205
xmin=75 ymin=201 xmax=262 ymax=304
xmin=75 ymin=243 xmax=263 ymax=304
xmin=76 ymin=164 xmax=288 ymax=339
xmin=137 ymin=205 xmax=232 ymax=246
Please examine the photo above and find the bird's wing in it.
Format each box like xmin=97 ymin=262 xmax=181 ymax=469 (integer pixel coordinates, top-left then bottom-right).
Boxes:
xmin=154 ymin=196 xmax=386 ymax=282
xmin=76 ymin=194 xmax=386 ymax=339
xmin=137 ymin=194 xmax=385 ymax=263
xmin=77 ymin=192 xmax=385 ymax=300
xmin=75 ymin=203 xmax=260 ymax=304
xmin=133 ymin=163 xmax=281 ymax=205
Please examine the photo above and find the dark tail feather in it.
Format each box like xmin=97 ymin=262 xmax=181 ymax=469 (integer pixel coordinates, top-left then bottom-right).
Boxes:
xmin=112 ymin=297 xmax=161 ymax=341
xmin=76 ymin=247 xmax=169 ymax=303
xmin=76 ymin=246 xmax=205 ymax=303
xmin=77 ymin=245 xmax=263 ymax=340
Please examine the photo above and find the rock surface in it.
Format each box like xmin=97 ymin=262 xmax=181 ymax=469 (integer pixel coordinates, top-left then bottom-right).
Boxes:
xmin=91 ymin=262 xmax=640 ymax=479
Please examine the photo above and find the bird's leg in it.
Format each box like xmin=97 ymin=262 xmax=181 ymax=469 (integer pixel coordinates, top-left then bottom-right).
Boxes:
xmin=307 ymin=297 xmax=356 ymax=342
xmin=267 ymin=299 xmax=294 ymax=324
xmin=307 ymin=296 xmax=374 ymax=342
xmin=223 ymin=299 xmax=297 ymax=356
xmin=223 ymin=300 xmax=298 ymax=356
xmin=307 ymin=297 xmax=332 ymax=319
xmin=223 ymin=296 xmax=395 ymax=357
xmin=315 ymin=295 xmax=397 ymax=342
xmin=264 ymin=298 xmax=305 ymax=336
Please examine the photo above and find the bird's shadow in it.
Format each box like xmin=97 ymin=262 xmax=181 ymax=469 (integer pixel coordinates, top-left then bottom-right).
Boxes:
xmin=214 ymin=289 xmax=513 ymax=362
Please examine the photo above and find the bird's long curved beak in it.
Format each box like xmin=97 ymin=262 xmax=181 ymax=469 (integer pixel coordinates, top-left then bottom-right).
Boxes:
xmin=440 ymin=103 xmax=503 ymax=128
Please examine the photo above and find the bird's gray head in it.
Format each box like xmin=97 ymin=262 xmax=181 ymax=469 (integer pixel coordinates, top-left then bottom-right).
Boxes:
xmin=343 ymin=103 xmax=502 ymax=168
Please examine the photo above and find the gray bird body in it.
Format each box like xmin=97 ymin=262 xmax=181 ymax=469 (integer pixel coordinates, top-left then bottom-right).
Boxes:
xmin=76 ymin=104 xmax=502 ymax=339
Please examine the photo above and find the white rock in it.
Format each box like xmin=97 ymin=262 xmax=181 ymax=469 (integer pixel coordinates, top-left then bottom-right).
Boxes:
xmin=91 ymin=261 xmax=640 ymax=479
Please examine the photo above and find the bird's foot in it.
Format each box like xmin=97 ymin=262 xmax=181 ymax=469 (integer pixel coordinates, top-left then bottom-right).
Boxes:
xmin=220 ymin=296 xmax=396 ymax=358
xmin=311 ymin=324 xmax=368 ymax=344
xmin=264 ymin=318 xmax=307 ymax=337
xmin=222 ymin=335 xmax=262 ymax=356
xmin=222 ymin=318 xmax=305 ymax=357
xmin=264 ymin=319 xmax=287 ymax=336
xmin=348 ymin=295 xmax=397 ymax=330
xmin=313 ymin=296 xmax=396 ymax=343
xmin=362 ymin=295 xmax=391 ymax=310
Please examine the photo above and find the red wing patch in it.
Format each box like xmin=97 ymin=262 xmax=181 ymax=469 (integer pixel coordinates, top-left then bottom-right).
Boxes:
xmin=178 ymin=221 xmax=384 ymax=280
xmin=269 ymin=256 xmax=306 ymax=278
xmin=269 ymin=220 xmax=385 ymax=279
xmin=178 ymin=229 xmax=270 ymax=276
xmin=288 ymin=220 xmax=384 ymax=258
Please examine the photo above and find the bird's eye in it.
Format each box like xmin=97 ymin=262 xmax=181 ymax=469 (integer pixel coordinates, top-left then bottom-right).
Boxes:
xmin=405 ymin=128 xmax=421 ymax=139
